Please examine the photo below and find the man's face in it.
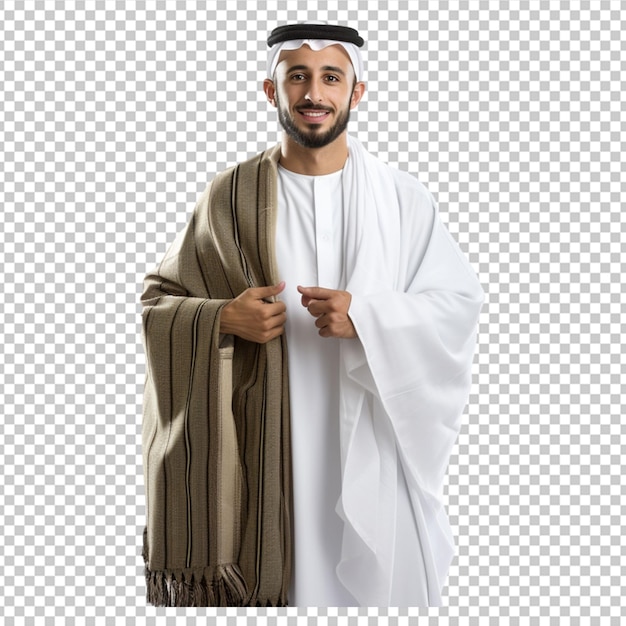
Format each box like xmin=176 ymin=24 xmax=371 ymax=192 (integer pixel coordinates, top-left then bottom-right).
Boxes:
xmin=267 ymin=44 xmax=364 ymax=149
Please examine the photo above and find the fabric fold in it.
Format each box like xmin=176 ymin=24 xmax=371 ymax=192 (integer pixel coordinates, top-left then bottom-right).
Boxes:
xmin=141 ymin=146 xmax=293 ymax=607
xmin=336 ymin=136 xmax=484 ymax=606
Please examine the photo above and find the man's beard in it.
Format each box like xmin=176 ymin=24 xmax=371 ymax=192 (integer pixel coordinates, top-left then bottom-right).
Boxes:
xmin=275 ymin=90 xmax=351 ymax=149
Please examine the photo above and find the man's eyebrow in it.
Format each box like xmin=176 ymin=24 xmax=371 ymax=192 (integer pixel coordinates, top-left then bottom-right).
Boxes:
xmin=285 ymin=64 xmax=347 ymax=76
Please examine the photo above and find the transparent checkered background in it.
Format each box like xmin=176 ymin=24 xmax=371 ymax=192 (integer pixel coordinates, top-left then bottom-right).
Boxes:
xmin=1 ymin=1 xmax=624 ymax=624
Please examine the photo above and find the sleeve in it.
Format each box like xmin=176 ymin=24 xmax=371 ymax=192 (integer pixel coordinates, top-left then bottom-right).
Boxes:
xmin=336 ymin=182 xmax=484 ymax=604
xmin=328 ymin=142 xmax=484 ymax=604
xmin=345 ymin=185 xmax=484 ymax=499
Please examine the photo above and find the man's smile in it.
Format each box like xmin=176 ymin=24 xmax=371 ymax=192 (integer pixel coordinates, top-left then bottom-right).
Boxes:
xmin=297 ymin=107 xmax=332 ymax=123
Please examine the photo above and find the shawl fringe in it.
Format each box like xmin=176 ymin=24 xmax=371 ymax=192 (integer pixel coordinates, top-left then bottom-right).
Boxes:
xmin=143 ymin=568 xmax=288 ymax=607
xmin=143 ymin=528 xmax=256 ymax=607
xmin=144 ymin=562 xmax=251 ymax=607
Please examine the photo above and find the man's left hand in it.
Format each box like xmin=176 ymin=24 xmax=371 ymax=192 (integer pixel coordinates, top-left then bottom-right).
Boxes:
xmin=298 ymin=285 xmax=357 ymax=338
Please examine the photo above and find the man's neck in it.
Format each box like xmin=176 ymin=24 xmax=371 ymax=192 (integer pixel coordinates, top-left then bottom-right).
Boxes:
xmin=278 ymin=133 xmax=349 ymax=176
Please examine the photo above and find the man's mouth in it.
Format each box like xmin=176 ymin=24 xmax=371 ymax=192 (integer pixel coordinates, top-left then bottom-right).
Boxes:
xmin=297 ymin=109 xmax=331 ymax=122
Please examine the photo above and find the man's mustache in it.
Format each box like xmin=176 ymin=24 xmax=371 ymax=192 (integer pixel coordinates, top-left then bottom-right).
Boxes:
xmin=295 ymin=105 xmax=333 ymax=112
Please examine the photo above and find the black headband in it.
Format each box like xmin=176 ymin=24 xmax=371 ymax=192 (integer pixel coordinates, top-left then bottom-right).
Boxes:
xmin=267 ymin=24 xmax=364 ymax=48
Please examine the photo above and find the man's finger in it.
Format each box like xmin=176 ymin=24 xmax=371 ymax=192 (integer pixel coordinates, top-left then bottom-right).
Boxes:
xmin=305 ymin=300 xmax=325 ymax=317
xmin=297 ymin=285 xmax=333 ymax=301
xmin=250 ymin=281 xmax=286 ymax=302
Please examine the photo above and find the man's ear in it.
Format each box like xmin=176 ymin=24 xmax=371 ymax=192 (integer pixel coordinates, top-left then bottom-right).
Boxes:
xmin=263 ymin=78 xmax=277 ymax=107
xmin=350 ymin=81 xmax=366 ymax=109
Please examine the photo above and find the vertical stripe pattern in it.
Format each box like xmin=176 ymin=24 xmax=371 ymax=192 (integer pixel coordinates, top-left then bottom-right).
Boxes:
xmin=141 ymin=145 xmax=292 ymax=606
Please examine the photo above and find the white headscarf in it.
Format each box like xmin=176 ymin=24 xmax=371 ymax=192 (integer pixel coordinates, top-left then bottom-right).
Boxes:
xmin=267 ymin=38 xmax=364 ymax=82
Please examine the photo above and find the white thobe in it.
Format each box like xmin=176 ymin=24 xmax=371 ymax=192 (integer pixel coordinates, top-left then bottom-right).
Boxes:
xmin=275 ymin=163 xmax=429 ymax=607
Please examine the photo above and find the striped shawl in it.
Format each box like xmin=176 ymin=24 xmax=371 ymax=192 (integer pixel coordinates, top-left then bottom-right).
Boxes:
xmin=140 ymin=145 xmax=292 ymax=607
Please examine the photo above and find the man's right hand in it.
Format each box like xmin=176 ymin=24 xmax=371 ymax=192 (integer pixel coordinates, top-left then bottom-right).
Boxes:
xmin=219 ymin=282 xmax=287 ymax=344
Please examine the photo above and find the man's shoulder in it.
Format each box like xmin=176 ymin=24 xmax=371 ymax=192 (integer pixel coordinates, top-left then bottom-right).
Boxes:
xmin=195 ymin=145 xmax=281 ymax=212
xmin=387 ymin=163 xmax=426 ymax=189
xmin=352 ymin=136 xmax=433 ymax=201
xmin=211 ymin=145 xmax=281 ymax=186
xmin=377 ymin=159 xmax=435 ymax=208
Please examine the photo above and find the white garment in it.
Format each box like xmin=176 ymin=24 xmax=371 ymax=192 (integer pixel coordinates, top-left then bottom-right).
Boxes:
xmin=276 ymin=165 xmax=355 ymax=606
xmin=275 ymin=137 xmax=484 ymax=607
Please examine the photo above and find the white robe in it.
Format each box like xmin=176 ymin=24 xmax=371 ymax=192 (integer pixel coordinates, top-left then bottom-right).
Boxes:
xmin=275 ymin=137 xmax=484 ymax=607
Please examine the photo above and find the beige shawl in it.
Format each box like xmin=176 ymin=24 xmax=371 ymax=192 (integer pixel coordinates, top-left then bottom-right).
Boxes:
xmin=141 ymin=145 xmax=292 ymax=607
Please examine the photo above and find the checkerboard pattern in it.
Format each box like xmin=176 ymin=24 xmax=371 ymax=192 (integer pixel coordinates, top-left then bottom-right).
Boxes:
xmin=1 ymin=1 xmax=624 ymax=624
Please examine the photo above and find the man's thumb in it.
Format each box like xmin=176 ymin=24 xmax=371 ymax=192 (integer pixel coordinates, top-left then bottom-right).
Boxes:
xmin=257 ymin=281 xmax=285 ymax=301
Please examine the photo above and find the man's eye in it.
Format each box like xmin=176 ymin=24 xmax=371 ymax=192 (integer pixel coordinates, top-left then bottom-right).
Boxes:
xmin=291 ymin=74 xmax=306 ymax=81
xmin=325 ymin=76 xmax=339 ymax=82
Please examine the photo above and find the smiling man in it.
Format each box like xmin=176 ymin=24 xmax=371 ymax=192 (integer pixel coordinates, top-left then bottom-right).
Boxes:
xmin=140 ymin=22 xmax=484 ymax=607
xmin=266 ymin=41 xmax=363 ymax=155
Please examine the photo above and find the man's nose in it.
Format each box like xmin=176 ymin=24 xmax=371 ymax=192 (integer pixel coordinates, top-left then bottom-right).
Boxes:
xmin=304 ymin=82 xmax=323 ymax=103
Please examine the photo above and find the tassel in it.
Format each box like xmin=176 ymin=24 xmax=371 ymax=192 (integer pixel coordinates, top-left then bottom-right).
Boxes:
xmin=145 ymin=567 xmax=169 ymax=607
xmin=215 ymin=564 xmax=249 ymax=606
xmin=204 ymin=573 xmax=217 ymax=606
xmin=191 ymin=573 xmax=207 ymax=607
xmin=172 ymin=574 xmax=195 ymax=607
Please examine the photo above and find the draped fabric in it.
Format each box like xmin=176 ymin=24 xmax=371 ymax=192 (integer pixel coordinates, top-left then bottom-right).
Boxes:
xmin=335 ymin=136 xmax=484 ymax=605
xmin=140 ymin=136 xmax=483 ymax=607
xmin=140 ymin=146 xmax=293 ymax=607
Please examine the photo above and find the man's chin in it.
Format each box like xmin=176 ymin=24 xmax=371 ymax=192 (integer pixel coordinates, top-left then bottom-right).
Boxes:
xmin=278 ymin=109 xmax=350 ymax=149
xmin=293 ymin=132 xmax=337 ymax=149
xmin=293 ymin=116 xmax=329 ymax=132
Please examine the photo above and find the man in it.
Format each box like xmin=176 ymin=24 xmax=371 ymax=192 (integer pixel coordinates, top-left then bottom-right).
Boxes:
xmin=141 ymin=22 xmax=483 ymax=607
